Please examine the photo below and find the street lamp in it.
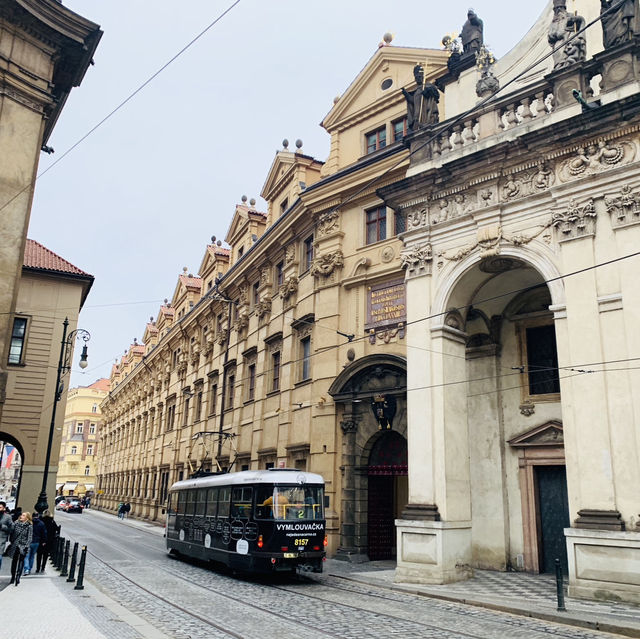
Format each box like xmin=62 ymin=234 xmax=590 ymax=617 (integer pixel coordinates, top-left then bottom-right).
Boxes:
xmin=34 ymin=317 xmax=90 ymax=514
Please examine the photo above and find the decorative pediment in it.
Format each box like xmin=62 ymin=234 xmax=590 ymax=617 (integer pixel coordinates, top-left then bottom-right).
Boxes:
xmin=321 ymin=46 xmax=447 ymax=131
xmin=508 ymin=420 xmax=563 ymax=448
xmin=260 ymin=151 xmax=297 ymax=202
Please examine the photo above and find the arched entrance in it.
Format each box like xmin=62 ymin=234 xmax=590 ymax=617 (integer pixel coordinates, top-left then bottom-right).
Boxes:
xmin=328 ymin=354 xmax=407 ymax=560
xmin=0 ymin=434 xmax=25 ymax=508
xmin=367 ymin=431 xmax=407 ymax=560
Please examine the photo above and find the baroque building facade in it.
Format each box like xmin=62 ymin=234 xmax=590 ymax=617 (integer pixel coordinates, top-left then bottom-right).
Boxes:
xmin=378 ymin=0 xmax=640 ymax=605
xmin=56 ymin=378 xmax=109 ymax=498
xmin=96 ymin=44 xmax=448 ymax=559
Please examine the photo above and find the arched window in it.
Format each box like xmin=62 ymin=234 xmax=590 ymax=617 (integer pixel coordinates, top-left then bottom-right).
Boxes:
xmin=84 ymin=465 xmax=90 ymax=476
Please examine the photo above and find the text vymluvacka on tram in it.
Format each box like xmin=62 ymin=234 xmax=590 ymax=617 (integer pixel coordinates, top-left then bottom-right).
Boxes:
xmin=166 ymin=469 xmax=327 ymax=573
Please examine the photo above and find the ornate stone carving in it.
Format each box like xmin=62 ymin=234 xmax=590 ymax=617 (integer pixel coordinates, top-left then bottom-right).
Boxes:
xmin=552 ymin=198 xmax=596 ymax=239
xmin=432 ymin=191 xmax=475 ymax=224
xmin=318 ymin=211 xmax=340 ymax=236
xmin=279 ymin=276 xmax=298 ymax=301
xmin=310 ymin=250 xmax=344 ymax=277
xmin=176 ymin=352 xmax=187 ymax=376
xmin=438 ymin=223 xmax=552 ymax=264
xmin=559 ymin=140 xmax=630 ymax=181
xmin=340 ymin=419 xmax=357 ymax=435
xmin=400 ymin=242 xmax=433 ymax=275
xmin=519 ymin=401 xmax=536 ymax=417
xmin=260 ymin=265 xmax=270 ymax=286
xmin=285 ymin=244 xmax=296 ymax=264
xmin=237 ymin=283 xmax=248 ymax=306
xmin=255 ymin=296 xmax=272 ymax=319
xmin=401 ymin=64 xmax=439 ymax=130
xmin=380 ymin=246 xmax=395 ymax=263
xmin=234 ymin=312 xmax=249 ymax=334
xmin=368 ymin=324 xmax=405 ymax=344
xmin=601 ymin=0 xmax=637 ymax=50
xmin=548 ymin=1 xmax=586 ymax=71
xmin=444 ymin=309 xmax=464 ymax=330
xmin=461 ymin=9 xmax=483 ymax=55
xmin=216 ymin=328 xmax=228 ymax=346
xmin=202 ymin=329 xmax=215 ymax=357
xmin=190 ymin=341 xmax=201 ymax=366
xmin=406 ymin=206 xmax=428 ymax=230
xmin=605 ymin=184 xmax=640 ymax=226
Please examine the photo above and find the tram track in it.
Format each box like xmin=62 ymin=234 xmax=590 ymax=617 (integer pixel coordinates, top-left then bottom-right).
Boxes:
xmin=59 ymin=516 xmax=616 ymax=639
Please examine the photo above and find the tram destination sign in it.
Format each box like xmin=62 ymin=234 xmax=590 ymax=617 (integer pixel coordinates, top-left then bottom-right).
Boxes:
xmin=366 ymin=279 xmax=406 ymax=330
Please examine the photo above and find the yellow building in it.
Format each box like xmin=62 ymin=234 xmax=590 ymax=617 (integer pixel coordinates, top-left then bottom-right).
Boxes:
xmin=56 ymin=378 xmax=109 ymax=498
xmin=1 ymin=240 xmax=93 ymax=511
xmin=97 ymin=43 xmax=448 ymax=559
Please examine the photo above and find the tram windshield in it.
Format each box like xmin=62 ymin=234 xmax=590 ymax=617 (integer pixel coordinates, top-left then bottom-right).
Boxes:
xmin=255 ymin=485 xmax=324 ymax=520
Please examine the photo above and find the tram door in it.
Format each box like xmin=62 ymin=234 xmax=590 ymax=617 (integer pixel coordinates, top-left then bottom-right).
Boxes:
xmin=367 ymin=432 xmax=407 ymax=560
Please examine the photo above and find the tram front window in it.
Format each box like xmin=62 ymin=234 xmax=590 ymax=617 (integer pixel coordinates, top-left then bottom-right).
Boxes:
xmin=255 ymin=485 xmax=324 ymax=520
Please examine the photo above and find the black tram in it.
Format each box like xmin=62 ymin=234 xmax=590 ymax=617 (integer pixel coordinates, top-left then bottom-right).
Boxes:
xmin=166 ymin=469 xmax=326 ymax=573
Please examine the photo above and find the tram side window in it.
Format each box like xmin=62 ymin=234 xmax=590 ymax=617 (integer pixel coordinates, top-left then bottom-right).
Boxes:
xmin=196 ymin=489 xmax=207 ymax=516
xmin=218 ymin=486 xmax=231 ymax=518
xmin=206 ymin=488 xmax=219 ymax=517
xmin=187 ymin=490 xmax=196 ymax=516
xmin=177 ymin=491 xmax=186 ymax=515
xmin=230 ymin=487 xmax=253 ymax=519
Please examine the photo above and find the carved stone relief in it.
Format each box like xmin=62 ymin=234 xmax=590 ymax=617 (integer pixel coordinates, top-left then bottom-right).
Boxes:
xmin=256 ymin=296 xmax=272 ymax=319
xmin=559 ymin=140 xmax=631 ymax=182
xmin=605 ymin=184 xmax=640 ymax=227
xmin=237 ymin=283 xmax=248 ymax=306
xmin=310 ymin=250 xmax=344 ymax=277
xmin=318 ymin=211 xmax=340 ymax=236
xmin=285 ymin=244 xmax=296 ymax=265
xmin=432 ymin=191 xmax=476 ymax=224
xmin=234 ymin=312 xmax=249 ymax=334
xmin=551 ymin=198 xmax=596 ymax=240
xmin=406 ymin=205 xmax=428 ymax=230
xmin=279 ymin=276 xmax=298 ymax=302
xmin=400 ymin=242 xmax=433 ymax=275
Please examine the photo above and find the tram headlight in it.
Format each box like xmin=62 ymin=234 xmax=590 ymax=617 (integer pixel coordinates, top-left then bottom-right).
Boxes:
xmin=257 ymin=535 xmax=264 ymax=549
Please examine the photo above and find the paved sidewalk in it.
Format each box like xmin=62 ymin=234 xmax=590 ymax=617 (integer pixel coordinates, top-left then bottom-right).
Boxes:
xmin=326 ymin=559 xmax=640 ymax=638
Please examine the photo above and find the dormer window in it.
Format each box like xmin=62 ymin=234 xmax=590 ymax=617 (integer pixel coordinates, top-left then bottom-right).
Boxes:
xmin=238 ymin=246 xmax=244 ymax=259
xmin=366 ymin=126 xmax=386 ymax=154
xmin=280 ymin=198 xmax=289 ymax=216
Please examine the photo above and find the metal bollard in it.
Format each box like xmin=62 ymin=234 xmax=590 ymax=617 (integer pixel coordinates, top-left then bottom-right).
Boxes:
xmin=53 ymin=537 xmax=63 ymax=570
xmin=555 ymin=558 xmax=566 ymax=612
xmin=60 ymin=539 xmax=70 ymax=577
xmin=74 ymin=546 xmax=87 ymax=590
xmin=67 ymin=542 xmax=78 ymax=583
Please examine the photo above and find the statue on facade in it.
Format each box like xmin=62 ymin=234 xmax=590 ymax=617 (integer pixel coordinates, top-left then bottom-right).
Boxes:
xmin=548 ymin=0 xmax=586 ymax=70
xmin=461 ymin=9 xmax=483 ymax=55
xmin=601 ymin=0 xmax=637 ymax=50
xmin=401 ymin=64 xmax=440 ymax=130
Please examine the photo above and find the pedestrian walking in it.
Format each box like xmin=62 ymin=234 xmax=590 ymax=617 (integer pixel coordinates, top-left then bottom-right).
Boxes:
xmin=23 ymin=512 xmax=46 ymax=575
xmin=36 ymin=510 xmax=58 ymax=573
xmin=85 ymin=496 xmax=91 ymax=509
xmin=124 ymin=502 xmax=131 ymax=518
xmin=0 ymin=500 xmax=14 ymax=571
xmin=117 ymin=502 xmax=125 ymax=520
xmin=8 ymin=511 xmax=32 ymax=586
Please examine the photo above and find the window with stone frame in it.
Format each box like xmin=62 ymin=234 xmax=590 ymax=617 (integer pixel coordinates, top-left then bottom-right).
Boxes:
xmin=271 ymin=351 xmax=281 ymax=392
xmin=208 ymin=373 xmax=218 ymax=416
xmin=303 ymin=234 xmax=314 ymax=272
xmin=194 ymin=382 xmax=204 ymax=422
xmin=252 ymin=280 xmax=260 ymax=307
xmin=243 ymin=348 xmax=257 ymax=402
xmin=264 ymin=333 xmax=283 ymax=395
xmin=89 ymin=423 xmax=96 ymax=434
xmin=517 ymin=317 xmax=561 ymax=402
xmin=366 ymin=125 xmax=386 ymax=154
xmin=225 ymin=365 xmax=236 ymax=410
xmin=275 ymin=261 xmax=284 ymax=288
xmin=392 ymin=117 xmax=408 ymax=142
xmin=366 ymin=205 xmax=387 ymax=244
xmin=166 ymin=396 xmax=177 ymax=431
xmin=8 ymin=316 xmax=28 ymax=365
xmin=394 ymin=209 xmax=407 ymax=235
xmin=292 ymin=313 xmax=314 ymax=383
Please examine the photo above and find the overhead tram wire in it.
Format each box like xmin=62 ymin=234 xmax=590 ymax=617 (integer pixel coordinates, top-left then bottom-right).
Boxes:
xmin=0 ymin=0 xmax=242 ymax=216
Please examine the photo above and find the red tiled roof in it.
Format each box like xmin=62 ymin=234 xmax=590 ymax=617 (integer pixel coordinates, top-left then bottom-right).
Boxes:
xmin=179 ymin=274 xmax=202 ymax=290
xmin=236 ymin=204 xmax=267 ymax=219
xmin=146 ymin=323 xmax=159 ymax=334
xmin=24 ymin=239 xmax=92 ymax=277
xmin=88 ymin=378 xmax=110 ymax=391
xmin=208 ymin=245 xmax=230 ymax=257
xmin=159 ymin=305 xmax=175 ymax=317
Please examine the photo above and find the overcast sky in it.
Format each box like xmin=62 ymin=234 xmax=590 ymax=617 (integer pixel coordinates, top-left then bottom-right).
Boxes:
xmin=27 ymin=1 xmax=550 ymax=387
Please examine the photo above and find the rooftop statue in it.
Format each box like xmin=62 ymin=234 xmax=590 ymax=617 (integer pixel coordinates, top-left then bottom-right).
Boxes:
xmin=601 ymin=0 xmax=638 ymax=49
xmin=548 ymin=0 xmax=586 ymax=70
xmin=401 ymin=64 xmax=440 ymax=130
xmin=461 ymin=9 xmax=484 ymax=55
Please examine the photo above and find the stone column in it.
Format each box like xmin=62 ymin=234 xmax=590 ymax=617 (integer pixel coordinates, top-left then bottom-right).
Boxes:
xmin=337 ymin=410 xmax=360 ymax=559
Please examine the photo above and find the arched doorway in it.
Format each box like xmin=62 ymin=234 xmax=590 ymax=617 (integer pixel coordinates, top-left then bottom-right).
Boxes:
xmin=0 ymin=435 xmax=25 ymax=508
xmin=368 ymin=431 xmax=407 ymax=560
xmin=328 ymin=354 xmax=407 ymax=560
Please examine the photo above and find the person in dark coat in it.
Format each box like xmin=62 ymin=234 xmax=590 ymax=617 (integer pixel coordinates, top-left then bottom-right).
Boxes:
xmin=24 ymin=511 xmax=46 ymax=575
xmin=124 ymin=502 xmax=131 ymax=518
xmin=0 ymin=501 xmax=14 ymax=571
xmin=117 ymin=502 xmax=125 ymax=519
xmin=8 ymin=511 xmax=32 ymax=586
xmin=37 ymin=510 xmax=59 ymax=573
